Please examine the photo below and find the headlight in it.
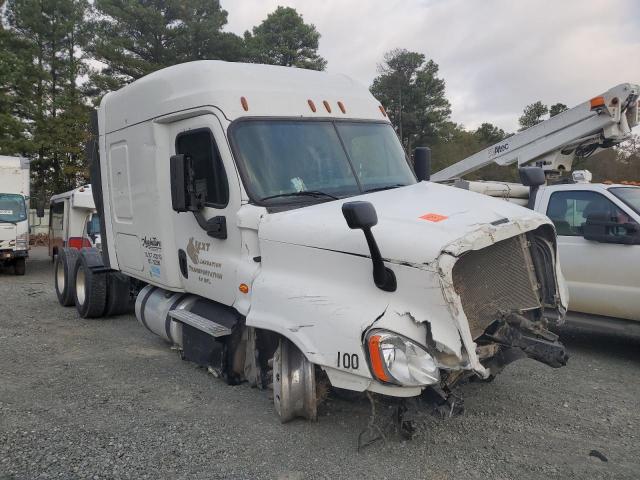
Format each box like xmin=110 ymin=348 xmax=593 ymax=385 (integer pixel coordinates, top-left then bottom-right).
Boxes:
xmin=15 ymin=233 xmax=28 ymax=250
xmin=366 ymin=330 xmax=440 ymax=386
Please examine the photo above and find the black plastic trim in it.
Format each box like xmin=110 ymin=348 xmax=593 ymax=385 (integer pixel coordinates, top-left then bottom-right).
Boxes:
xmin=87 ymin=110 xmax=111 ymax=269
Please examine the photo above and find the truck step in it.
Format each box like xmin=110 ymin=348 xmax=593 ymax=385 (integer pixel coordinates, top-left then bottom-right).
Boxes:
xmin=169 ymin=309 xmax=232 ymax=338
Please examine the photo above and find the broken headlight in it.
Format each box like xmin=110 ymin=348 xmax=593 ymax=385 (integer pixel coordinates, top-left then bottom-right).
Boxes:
xmin=365 ymin=330 xmax=440 ymax=387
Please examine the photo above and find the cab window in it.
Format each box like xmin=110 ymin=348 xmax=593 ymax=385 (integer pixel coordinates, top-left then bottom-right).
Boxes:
xmin=176 ymin=129 xmax=229 ymax=208
xmin=546 ymin=190 xmax=635 ymax=237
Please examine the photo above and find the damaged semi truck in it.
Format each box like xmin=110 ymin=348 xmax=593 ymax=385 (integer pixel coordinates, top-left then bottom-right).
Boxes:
xmin=60 ymin=61 xmax=569 ymax=421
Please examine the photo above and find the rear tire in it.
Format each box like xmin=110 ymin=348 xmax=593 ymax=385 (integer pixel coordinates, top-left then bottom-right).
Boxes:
xmin=55 ymin=248 xmax=79 ymax=306
xmin=104 ymin=272 xmax=133 ymax=316
xmin=73 ymin=252 xmax=107 ymax=318
xmin=13 ymin=258 xmax=25 ymax=275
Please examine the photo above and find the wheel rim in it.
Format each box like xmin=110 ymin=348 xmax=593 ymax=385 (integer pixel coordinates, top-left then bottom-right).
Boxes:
xmin=273 ymin=339 xmax=317 ymax=422
xmin=56 ymin=260 xmax=65 ymax=292
xmin=76 ymin=267 xmax=86 ymax=305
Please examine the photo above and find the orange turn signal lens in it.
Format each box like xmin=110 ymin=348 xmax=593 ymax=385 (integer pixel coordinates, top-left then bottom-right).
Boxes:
xmin=308 ymin=99 xmax=317 ymax=112
xmin=239 ymin=283 xmax=249 ymax=294
xmin=368 ymin=334 xmax=390 ymax=382
xmin=590 ymin=96 xmax=605 ymax=110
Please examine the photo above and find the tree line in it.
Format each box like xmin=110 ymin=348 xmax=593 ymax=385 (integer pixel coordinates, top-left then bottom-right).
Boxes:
xmin=1 ymin=1 xmax=637 ymax=204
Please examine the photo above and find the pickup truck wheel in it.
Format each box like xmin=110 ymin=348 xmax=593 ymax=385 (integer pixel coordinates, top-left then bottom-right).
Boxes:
xmin=104 ymin=272 xmax=133 ymax=316
xmin=73 ymin=254 xmax=107 ymax=318
xmin=13 ymin=258 xmax=25 ymax=275
xmin=54 ymin=248 xmax=79 ymax=306
xmin=272 ymin=338 xmax=317 ymax=422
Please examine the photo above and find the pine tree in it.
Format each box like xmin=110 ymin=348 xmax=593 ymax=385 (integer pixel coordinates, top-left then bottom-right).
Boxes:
xmin=370 ymin=49 xmax=451 ymax=151
xmin=88 ymin=0 xmax=243 ymax=95
xmin=244 ymin=6 xmax=326 ymax=71
xmin=3 ymin=0 xmax=91 ymax=202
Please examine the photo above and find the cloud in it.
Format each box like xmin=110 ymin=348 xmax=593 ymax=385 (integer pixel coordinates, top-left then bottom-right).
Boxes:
xmin=223 ymin=0 xmax=640 ymax=132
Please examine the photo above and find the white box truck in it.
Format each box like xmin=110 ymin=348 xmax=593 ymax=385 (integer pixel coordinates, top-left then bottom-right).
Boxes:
xmin=55 ymin=61 xmax=569 ymax=422
xmin=0 ymin=155 xmax=30 ymax=275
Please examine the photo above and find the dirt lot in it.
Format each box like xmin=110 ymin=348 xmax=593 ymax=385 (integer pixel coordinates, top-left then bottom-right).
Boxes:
xmin=1 ymin=247 xmax=639 ymax=479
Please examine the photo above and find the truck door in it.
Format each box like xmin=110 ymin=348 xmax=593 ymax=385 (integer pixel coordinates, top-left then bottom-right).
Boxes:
xmin=543 ymin=189 xmax=640 ymax=321
xmin=168 ymin=114 xmax=243 ymax=306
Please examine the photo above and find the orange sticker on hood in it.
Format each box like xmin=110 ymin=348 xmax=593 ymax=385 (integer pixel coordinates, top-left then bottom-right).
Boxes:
xmin=419 ymin=213 xmax=448 ymax=222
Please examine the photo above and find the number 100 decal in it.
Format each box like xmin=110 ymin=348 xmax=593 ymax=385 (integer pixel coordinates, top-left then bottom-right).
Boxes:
xmin=337 ymin=352 xmax=359 ymax=370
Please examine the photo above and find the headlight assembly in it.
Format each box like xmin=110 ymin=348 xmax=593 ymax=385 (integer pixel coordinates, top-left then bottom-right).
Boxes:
xmin=365 ymin=330 xmax=440 ymax=387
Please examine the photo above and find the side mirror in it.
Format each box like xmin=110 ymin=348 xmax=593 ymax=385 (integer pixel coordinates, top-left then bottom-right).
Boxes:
xmin=519 ymin=166 xmax=546 ymax=186
xmin=36 ymin=206 xmax=45 ymax=218
xmin=519 ymin=167 xmax=546 ymax=209
xmin=170 ymin=154 xmax=203 ymax=212
xmin=414 ymin=147 xmax=431 ymax=182
xmin=342 ymin=201 xmax=396 ymax=292
xmin=583 ymin=213 xmax=640 ymax=245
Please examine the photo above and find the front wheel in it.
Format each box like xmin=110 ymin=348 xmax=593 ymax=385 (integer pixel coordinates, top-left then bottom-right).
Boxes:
xmin=13 ymin=257 xmax=25 ymax=275
xmin=273 ymin=338 xmax=318 ymax=422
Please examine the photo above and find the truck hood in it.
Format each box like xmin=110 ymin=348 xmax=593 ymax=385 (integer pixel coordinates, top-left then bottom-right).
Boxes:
xmin=0 ymin=223 xmax=17 ymax=249
xmin=258 ymin=182 xmax=551 ymax=264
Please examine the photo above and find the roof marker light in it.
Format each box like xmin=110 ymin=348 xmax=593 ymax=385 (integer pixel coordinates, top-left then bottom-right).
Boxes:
xmin=379 ymin=105 xmax=387 ymax=117
xmin=308 ymin=99 xmax=317 ymax=113
xmin=337 ymin=101 xmax=346 ymax=114
xmin=241 ymin=96 xmax=249 ymax=111
xmin=323 ymin=100 xmax=332 ymax=113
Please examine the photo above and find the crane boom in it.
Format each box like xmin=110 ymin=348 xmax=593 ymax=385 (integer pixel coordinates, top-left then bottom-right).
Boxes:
xmin=431 ymin=83 xmax=639 ymax=182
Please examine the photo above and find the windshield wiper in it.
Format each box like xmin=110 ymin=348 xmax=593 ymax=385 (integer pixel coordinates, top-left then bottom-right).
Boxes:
xmin=0 ymin=219 xmax=17 ymax=224
xmin=363 ymin=184 xmax=406 ymax=193
xmin=260 ymin=191 xmax=339 ymax=202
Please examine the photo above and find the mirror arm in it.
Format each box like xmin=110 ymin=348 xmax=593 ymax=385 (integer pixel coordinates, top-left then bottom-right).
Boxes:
xmin=193 ymin=211 xmax=227 ymax=240
xmin=362 ymin=227 xmax=396 ymax=292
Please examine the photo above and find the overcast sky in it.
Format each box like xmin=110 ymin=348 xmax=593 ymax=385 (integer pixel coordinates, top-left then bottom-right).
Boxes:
xmin=224 ymin=0 xmax=640 ymax=133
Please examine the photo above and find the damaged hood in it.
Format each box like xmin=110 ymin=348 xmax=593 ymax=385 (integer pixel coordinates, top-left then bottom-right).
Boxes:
xmin=259 ymin=182 xmax=552 ymax=264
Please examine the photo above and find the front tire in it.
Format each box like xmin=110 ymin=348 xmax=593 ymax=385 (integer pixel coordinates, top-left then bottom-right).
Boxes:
xmin=73 ymin=252 xmax=107 ymax=318
xmin=55 ymin=248 xmax=79 ymax=306
xmin=13 ymin=257 xmax=25 ymax=276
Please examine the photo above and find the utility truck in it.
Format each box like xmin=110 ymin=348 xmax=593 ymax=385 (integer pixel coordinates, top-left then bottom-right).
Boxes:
xmin=50 ymin=185 xmax=104 ymax=306
xmin=49 ymin=185 xmax=101 ymax=257
xmin=431 ymin=83 xmax=640 ymax=332
xmin=56 ymin=61 xmax=569 ymax=422
xmin=0 ymin=155 xmax=30 ymax=275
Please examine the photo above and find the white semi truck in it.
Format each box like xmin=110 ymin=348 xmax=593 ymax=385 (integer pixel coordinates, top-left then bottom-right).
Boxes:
xmin=0 ymin=155 xmax=30 ymax=275
xmin=56 ymin=61 xmax=569 ymax=422
xmin=431 ymin=83 xmax=640 ymax=332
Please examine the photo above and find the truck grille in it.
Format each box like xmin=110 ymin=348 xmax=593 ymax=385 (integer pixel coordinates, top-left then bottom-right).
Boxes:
xmin=452 ymin=234 xmax=541 ymax=338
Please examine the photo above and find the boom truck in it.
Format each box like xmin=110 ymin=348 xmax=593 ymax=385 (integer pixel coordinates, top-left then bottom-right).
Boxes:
xmin=55 ymin=61 xmax=569 ymax=422
xmin=430 ymin=83 xmax=640 ymax=329
xmin=0 ymin=155 xmax=31 ymax=275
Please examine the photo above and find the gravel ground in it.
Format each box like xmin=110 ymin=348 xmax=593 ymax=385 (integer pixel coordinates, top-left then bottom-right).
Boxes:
xmin=1 ymin=247 xmax=639 ymax=480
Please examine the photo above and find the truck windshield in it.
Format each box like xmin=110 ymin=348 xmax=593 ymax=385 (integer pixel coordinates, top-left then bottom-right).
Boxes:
xmin=0 ymin=193 xmax=27 ymax=223
xmin=230 ymin=120 xmax=415 ymax=203
xmin=610 ymin=187 xmax=640 ymax=215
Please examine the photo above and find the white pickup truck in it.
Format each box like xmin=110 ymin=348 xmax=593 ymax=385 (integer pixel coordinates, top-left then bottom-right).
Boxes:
xmin=432 ymin=82 xmax=640 ymax=333
xmin=455 ymin=173 xmax=640 ymax=330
